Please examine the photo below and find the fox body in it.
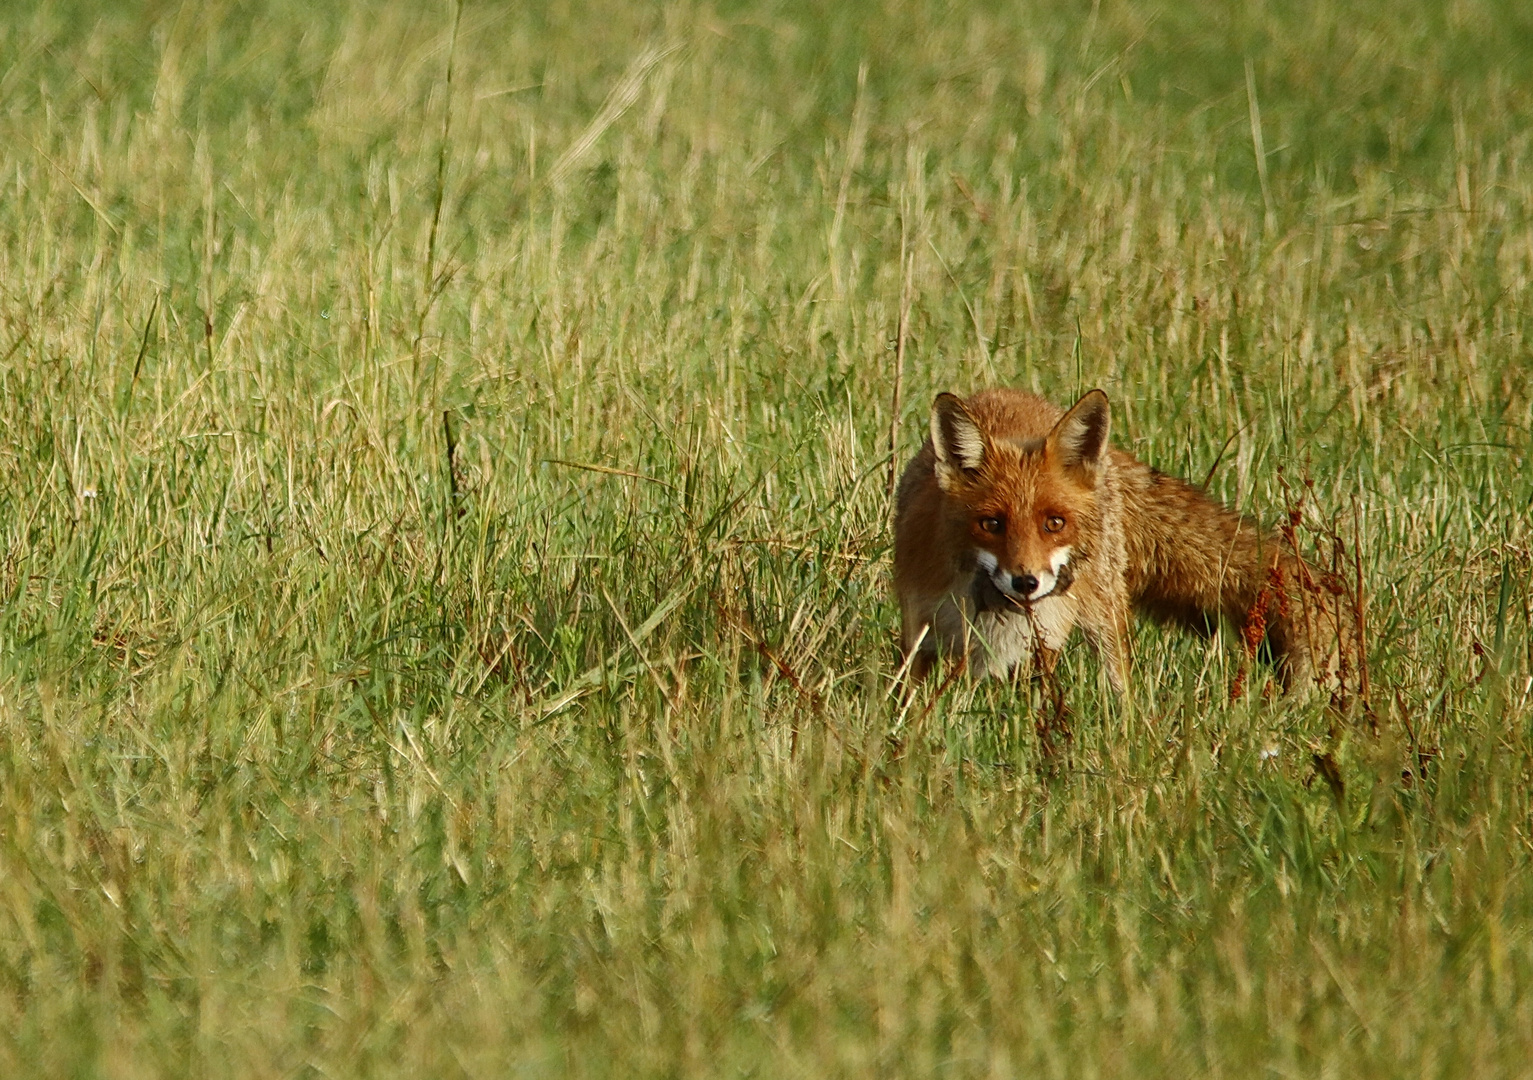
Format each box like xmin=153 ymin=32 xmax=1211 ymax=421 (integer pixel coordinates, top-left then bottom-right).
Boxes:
xmin=893 ymin=388 xmax=1350 ymax=693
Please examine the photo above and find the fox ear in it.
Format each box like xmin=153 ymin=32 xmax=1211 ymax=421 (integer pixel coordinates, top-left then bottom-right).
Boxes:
xmin=1048 ymin=389 xmax=1111 ymax=486
xmin=930 ymin=393 xmax=987 ymax=489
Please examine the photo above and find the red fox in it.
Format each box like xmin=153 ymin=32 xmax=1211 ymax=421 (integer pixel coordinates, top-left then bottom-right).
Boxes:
xmin=893 ymin=388 xmax=1354 ymax=695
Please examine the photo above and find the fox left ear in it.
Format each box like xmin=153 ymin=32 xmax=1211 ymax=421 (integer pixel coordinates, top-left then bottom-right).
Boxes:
xmin=1048 ymin=389 xmax=1111 ymax=486
xmin=930 ymin=393 xmax=987 ymax=491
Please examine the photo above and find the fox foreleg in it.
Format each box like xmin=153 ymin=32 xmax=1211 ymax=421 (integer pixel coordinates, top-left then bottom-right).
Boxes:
xmin=1079 ymin=590 xmax=1132 ymax=699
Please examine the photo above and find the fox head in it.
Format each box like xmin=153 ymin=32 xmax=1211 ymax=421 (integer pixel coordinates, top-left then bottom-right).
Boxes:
xmin=930 ymin=389 xmax=1111 ymax=605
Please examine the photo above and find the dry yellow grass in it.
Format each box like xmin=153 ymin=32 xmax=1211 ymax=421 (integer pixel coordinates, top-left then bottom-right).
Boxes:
xmin=0 ymin=1 xmax=1530 ymax=1076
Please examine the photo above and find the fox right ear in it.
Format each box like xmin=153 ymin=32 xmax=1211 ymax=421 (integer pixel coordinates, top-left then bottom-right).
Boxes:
xmin=930 ymin=393 xmax=987 ymax=489
xmin=1048 ymin=388 xmax=1112 ymax=486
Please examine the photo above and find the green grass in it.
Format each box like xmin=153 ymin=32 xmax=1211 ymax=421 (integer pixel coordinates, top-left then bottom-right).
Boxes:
xmin=2 ymin=0 xmax=1531 ymax=1075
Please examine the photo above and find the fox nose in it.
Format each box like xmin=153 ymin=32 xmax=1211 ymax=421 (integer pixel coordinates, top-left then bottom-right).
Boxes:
xmin=1013 ymin=573 xmax=1039 ymax=596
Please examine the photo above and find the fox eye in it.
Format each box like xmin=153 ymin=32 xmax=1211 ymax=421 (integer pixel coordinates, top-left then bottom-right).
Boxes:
xmin=977 ymin=516 xmax=1004 ymax=534
xmin=1044 ymin=515 xmax=1066 ymax=533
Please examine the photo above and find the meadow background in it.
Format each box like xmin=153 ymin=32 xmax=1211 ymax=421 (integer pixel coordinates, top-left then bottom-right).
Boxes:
xmin=2 ymin=0 xmax=1531 ymax=1075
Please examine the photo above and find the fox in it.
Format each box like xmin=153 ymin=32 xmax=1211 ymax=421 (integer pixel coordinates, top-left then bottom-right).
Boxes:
xmin=893 ymin=387 xmax=1354 ymax=696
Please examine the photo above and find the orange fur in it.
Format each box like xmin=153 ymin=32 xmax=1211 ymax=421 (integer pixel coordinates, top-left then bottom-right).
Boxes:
xmin=894 ymin=388 xmax=1354 ymax=696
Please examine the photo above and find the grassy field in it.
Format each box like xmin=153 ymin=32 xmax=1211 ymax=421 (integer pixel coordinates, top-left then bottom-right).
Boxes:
xmin=2 ymin=0 xmax=1531 ymax=1075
